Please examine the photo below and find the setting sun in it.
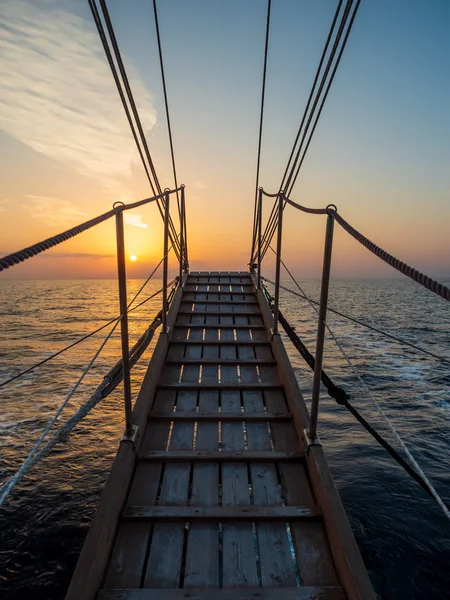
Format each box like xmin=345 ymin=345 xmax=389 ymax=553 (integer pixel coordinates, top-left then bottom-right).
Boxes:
xmin=130 ymin=255 xmax=137 ymax=262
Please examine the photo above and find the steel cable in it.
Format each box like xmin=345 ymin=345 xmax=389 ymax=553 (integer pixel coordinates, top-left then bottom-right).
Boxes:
xmin=250 ymin=0 xmax=272 ymax=264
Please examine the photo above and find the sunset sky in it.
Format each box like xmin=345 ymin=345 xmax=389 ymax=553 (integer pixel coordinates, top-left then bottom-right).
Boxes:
xmin=1 ymin=0 xmax=449 ymax=279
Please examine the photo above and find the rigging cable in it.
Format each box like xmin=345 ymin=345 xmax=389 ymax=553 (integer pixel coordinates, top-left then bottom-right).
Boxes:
xmin=258 ymin=0 xmax=362 ymax=263
xmin=250 ymin=0 xmax=272 ymax=265
xmin=97 ymin=0 xmax=181 ymax=258
xmin=88 ymin=0 xmax=181 ymax=259
xmin=253 ymin=0 xmax=347 ymax=264
xmin=153 ymin=0 xmax=180 ymax=215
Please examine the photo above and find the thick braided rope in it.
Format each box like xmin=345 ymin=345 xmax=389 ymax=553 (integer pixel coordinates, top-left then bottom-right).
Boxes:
xmin=0 ymin=207 xmax=118 ymax=271
xmin=281 ymin=195 xmax=328 ymax=215
xmin=332 ymin=211 xmax=450 ymax=302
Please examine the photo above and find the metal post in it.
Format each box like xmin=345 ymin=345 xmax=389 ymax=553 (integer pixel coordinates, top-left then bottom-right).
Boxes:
xmin=183 ymin=193 xmax=189 ymax=271
xmin=257 ymin=188 xmax=263 ymax=289
xmin=115 ymin=208 xmax=133 ymax=437
xmin=179 ymin=186 xmax=185 ymax=282
xmin=273 ymin=193 xmax=283 ymax=334
xmin=162 ymin=191 xmax=170 ymax=332
xmin=309 ymin=212 xmax=335 ymax=439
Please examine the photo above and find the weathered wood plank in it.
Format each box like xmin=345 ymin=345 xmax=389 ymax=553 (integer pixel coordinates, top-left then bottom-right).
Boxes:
xmin=173 ymin=324 xmax=266 ymax=330
xmin=165 ymin=359 xmax=276 ymax=366
xmin=243 ymin=390 xmax=298 ymax=587
xmin=123 ymin=506 xmax=321 ymax=521
xmin=184 ymin=390 xmax=219 ymax=587
xmin=221 ymin=389 xmax=259 ymax=587
xmin=148 ymin=411 xmax=291 ymax=421
xmin=169 ymin=340 xmax=271 ymax=346
xmin=139 ymin=450 xmax=302 ymax=462
xmin=98 ymin=586 xmax=346 ymax=599
xmin=65 ymin=277 xmax=188 ymax=600
xmin=264 ymin=389 xmax=338 ymax=587
xmin=158 ymin=383 xmax=282 ymax=391
xmin=143 ymin=391 xmax=197 ymax=588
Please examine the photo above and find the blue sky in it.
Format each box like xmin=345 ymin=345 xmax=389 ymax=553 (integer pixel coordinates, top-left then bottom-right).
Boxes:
xmin=1 ymin=0 xmax=449 ymax=278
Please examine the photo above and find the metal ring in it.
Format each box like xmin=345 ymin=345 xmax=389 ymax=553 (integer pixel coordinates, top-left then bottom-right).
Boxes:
xmin=326 ymin=203 xmax=337 ymax=216
xmin=113 ymin=201 xmax=125 ymax=210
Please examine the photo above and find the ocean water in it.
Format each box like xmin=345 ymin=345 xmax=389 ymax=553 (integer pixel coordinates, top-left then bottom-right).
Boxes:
xmin=0 ymin=278 xmax=449 ymax=599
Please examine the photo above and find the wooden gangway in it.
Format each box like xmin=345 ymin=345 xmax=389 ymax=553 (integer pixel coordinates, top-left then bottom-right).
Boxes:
xmin=66 ymin=271 xmax=374 ymax=600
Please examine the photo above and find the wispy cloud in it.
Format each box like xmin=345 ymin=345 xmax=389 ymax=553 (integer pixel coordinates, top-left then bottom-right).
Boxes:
xmin=124 ymin=213 xmax=148 ymax=229
xmin=193 ymin=180 xmax=207 ymax=190
xmin=0 ymin=0 xmax=157 ymax=196
xmin=23 ymin=195 xmax=89 ymax=227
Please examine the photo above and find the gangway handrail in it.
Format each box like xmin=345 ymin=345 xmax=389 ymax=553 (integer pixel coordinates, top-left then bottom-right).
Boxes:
xmin=0 ymin=186 xmax=184 ymax=272
xmin=255 ymin=187 xmax=450 ymax=442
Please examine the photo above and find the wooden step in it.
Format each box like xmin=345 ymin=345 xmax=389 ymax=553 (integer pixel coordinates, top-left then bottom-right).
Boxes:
xmin=98 ymin=586 xmax=346 ymax=599
xmin=139 ymin=450 xmax=302 ymax=462
xmin=178 ymin=312 xmax=260 ymax=316
xmin=123 ymin=505 xmax=321 ymax=521
xmin=148 ymin=410 xmax=291 ymax=421
xmin=183 ymin=291 xmax=253 ymax=296
xmin=173 ymin=324 xmax=266 ymax=330
xmin=169 ymin=340 xmax=270 ymax=345
xmin=158 ymin=383 xmax=282 ymax=391
xmin=164 ymin=359 xmax=276 ymax=365
xmin=181 ymin=300 xmax=258 ymax=305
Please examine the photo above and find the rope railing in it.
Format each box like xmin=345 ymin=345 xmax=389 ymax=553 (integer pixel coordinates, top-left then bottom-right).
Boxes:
xmin=0 ymin=187 xmax=183 ymax=272
xmin=256 ymin=189 xmax=450 ymax=303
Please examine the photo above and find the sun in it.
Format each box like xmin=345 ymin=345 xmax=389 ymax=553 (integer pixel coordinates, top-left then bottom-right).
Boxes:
xmin=130 ymin=255 xmax=137 ymax=262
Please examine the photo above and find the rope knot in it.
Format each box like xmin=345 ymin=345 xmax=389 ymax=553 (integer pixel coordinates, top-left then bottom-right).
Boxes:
xmin=329 ymin=386 xmax=350 ymax=406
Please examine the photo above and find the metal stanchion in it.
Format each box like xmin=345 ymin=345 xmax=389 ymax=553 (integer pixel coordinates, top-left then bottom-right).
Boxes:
xmin=114 ymin=205 xmax=133 ymax=437
xmin=162 ymin=190 xmax=170 ymax=332
xmin=180 ymin=185 xmax=185 ymax=281
xmin=257 ymin=188 xmax=263 ymax=289
xmin=309 ymin=208 xmax=335 ymax=440
xmin=273 ymin=192 xmax=284 ymax=334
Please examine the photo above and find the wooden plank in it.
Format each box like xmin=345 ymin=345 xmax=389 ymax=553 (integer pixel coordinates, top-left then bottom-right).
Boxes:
xmin=173 ymin=324 xmax=266 ymax=330
xmin=177 ymin=311 xmax=261 ymax=316
xmin=169 ymin=340 xmax=271 ymax=346
xmin=123 ymin=506 xmax=321 ymax=521
xmin=98 ymin=586 xmax=346 ymax=599
xmin=139 ymin=450 xmax=302 ymax=462
xmin=183 ymin=300 xmax=259 ymax=305
xmin=158 ymin=383 xmax=283 ymax=392
xmin=251 ymin=275 xmax=375 ymax=599
xmin=243 ymin=389 xmax=298 ymax=587
xmin=165 ymin=359 xmax=276 ymax=366
xmin=65 ymin=276 xmax=189 ymax=600
xmin=143 ymin=391 xmax=197 ymax=588
xmin=184 ymin=390 xmax=219 ymax=587
xmin=104 ymin=392 xmax=173 ymax=588
xmin=148 ymin=411 xmax=291 ymax=421
xmin=221 ymin=389 xmax=259 ymax=587
xmin=264 ymin=389 xmax=338 ymax=587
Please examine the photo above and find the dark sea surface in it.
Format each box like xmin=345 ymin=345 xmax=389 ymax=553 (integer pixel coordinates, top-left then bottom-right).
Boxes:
xmin=0 ymin=278 xmax=449 ymax=599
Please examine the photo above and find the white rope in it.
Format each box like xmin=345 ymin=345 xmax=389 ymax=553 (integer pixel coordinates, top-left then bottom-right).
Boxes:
xmin=266 ymin=257 xmax=450 ymax=520
xmin=0 ymin=320 xmax=119 ymax=507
